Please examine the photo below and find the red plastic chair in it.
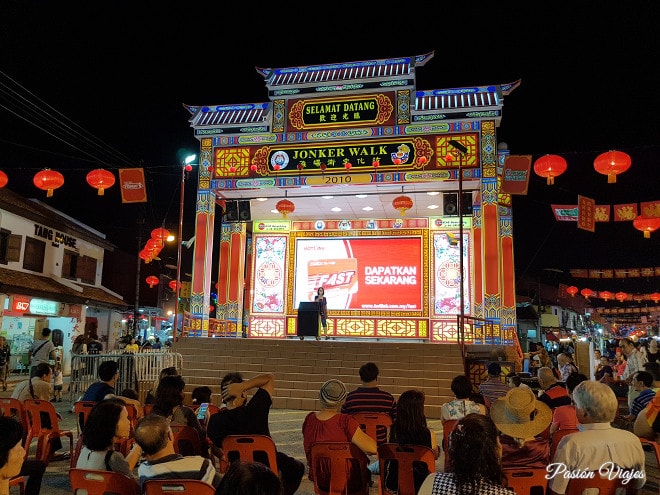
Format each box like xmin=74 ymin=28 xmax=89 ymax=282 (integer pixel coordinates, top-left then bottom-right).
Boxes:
xmin=350 ymin=412 xmax=393 ymax=445
xmin=221 ymin=434 xmax=278 ymax=474
xmin=377 ymin=443 xmax=435 ymax=495
xmin=564 ymin=471 xmax=628 ymax=495
xmin=503 ymin=467 xmax=548 ymax=495
xmin=72 ymin=400 xmax=97 ymax=467
xmin=640 ymin=438 xmax=660 ymax=473
xmin=549 ymin=427 xmax=579 ymax=460
xmin=143 ymin=479 xmax=215 ymax=495
xmin=9 ymin=476 xmax=25 ymax=495
xmin=69 ymin=468 xmax=141 ymax=495
xmin=310 ymin=442 xmax=370 ymax=495
xmin=0 ymin=398 xmax=29 ymax=443
xmin=441 ymin=419 xmax=458 ymax=471
xmin=114 ymin=402 xmax=139 ymax=455
xmin=170 ymin=424 xmax=203 ymax=456
xmin=22 ymin=399 xmax=74 ymax=466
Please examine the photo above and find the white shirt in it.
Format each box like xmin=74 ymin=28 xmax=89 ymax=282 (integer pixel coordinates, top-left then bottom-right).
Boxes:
xmin=548 ymin=422 xmax=646 ymax=494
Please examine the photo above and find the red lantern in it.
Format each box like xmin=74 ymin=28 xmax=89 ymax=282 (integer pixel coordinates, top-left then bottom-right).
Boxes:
xmin=649 ymin=292 xmax=660 ymax=304
xmin=86 ymin=168 xmax=115 ymax=195
xmin=169 ymin=280 xmax=180 ymax=291
xmin=146 ymin=275 xmax=159 ymax=288
xmin=580 ymin=288 xmax=594 ymax=299
xmin=33 ymin=169 xmax=64 ymax=197
xmin=210 ymin=305 xmax=215 ymax=312
xmin=593 ymin=150 xmax=631 ymax=183
xmin=633 ymin=215 xmax=660 ymax=238
xmin=392 ymin=195 xmax=413 ymax=217
xmin=0 ymin=170 xmax=8 ymax=188
xmin=599 ymin=290 xmax=613 ymax=301
xmin=533 ymin=155 xmax=567 ymax=185
xmin=418 ymin=156 xmax=427 ymax=166
xmin=276 ymin=199 xmax=295 ymax=218
xmin=151 ymin=227 xmax=170 ymax=241
xmin=566 ymin=286 xmax=578 ymax=297
xmin=372 ymin=159 xmax=380 ymax=168
xmin=615 ymin=291 xmax=628 ymax=302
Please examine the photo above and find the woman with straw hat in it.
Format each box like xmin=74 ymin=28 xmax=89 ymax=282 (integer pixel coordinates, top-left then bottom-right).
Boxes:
xmin=490 ymin=387 xmax=552 ymax=469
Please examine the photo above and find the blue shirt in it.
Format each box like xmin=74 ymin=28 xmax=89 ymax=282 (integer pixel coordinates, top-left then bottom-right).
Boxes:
xmin=82 ymin=382 xmax=114 ymax=402
xmin=630 ymin=388 xmax=655 ymax=417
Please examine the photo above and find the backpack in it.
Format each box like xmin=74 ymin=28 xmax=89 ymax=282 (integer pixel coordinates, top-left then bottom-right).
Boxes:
xmin=0 ymin=345 xmax=8 ymax=366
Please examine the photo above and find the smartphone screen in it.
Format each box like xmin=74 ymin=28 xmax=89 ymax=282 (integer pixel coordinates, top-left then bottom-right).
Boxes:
xmin=196 ymin=402 xmax=209 ymax=420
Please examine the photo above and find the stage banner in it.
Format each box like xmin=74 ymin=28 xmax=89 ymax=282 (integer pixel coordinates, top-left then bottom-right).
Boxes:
xmin=118 ymin=168 xmax=148 ymax=203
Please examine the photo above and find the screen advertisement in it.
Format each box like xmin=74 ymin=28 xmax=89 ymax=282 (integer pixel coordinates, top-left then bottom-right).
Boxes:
xmin=294 ymin=237 xmax=422 ymax=311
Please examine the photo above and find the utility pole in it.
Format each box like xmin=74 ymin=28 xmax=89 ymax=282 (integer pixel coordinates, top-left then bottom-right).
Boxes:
xmin=133 ymin=216 xmax=144 ymax=338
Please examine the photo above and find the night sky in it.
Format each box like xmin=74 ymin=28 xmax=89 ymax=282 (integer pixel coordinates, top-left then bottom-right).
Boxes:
xmin=1 ymin=2 xmax=658 ymax=294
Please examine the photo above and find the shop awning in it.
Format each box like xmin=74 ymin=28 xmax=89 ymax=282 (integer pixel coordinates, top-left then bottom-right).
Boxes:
xmin=0 ymin=267 xmax=128 ymax=309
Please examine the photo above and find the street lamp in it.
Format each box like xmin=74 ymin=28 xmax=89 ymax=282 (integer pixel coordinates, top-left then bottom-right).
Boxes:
xmin=448 ymin=139 xmax=468 ymax=341
xmin=173 ymin=153 xmax=196 ymax=341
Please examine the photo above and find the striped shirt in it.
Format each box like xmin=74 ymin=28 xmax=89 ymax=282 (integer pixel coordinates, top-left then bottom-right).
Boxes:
xmin=137 ymin=453 xmax=220 ymax=489
xmin=341 ymin=386 xmax=396 ymax=444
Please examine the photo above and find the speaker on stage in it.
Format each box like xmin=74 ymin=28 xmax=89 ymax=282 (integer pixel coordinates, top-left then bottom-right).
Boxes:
xmin=237 ymin=200 xmax=251 ymax=222
xmin=443 ymin=193 xmax=458 ymax=216
xmin=443 ymin=192 xmax=473 ymax=216
xmin=223 ymin=201 xmax=240 ymax=222
xmin=223 ymin=200 xmax=252 ymax=223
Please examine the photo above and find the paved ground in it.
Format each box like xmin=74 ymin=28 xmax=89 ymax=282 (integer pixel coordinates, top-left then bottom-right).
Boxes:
xmin=2 ymin=373 xmax=658 ymax=494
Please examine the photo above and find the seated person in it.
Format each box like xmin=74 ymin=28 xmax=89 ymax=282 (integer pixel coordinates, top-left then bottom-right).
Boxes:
xmin=478 ymin=363 xmax=510 ymax=406
xmin=441 ymin=375 xmax=487 ymax=423
xmin=385 ymin=390 xmax=439 ymax=494
xmin=151 ymin=375 xmax=207 ymax=457
xmin=595 ymin=356 xmax=614 ymax=381
xmin=134 ymin=414 xmax=221 ymax=489
xmin=216 ymin=460 xmax=283 ymax=495
xmin=191 ymin=386 xmax=212 ymax=405
xmin=490 ymin=387 xmax=551 ymax=469
xmin=505 ymin=372 xmax=532 ymax=391
xmin=76 ymin=398 xmax=142 ymax=476
xmin=550 ymin=373 xmax=588 ymax=436
xmin=208 ymin=372 xmax=304 ymax=495
xmin=623 ymin=371 xmax=656 ymax=422
xmin=418 ymin=414 xmax=511 ymax=495
xmin=144 ymin=366 xmax=178 ymax=405
xmin=302 ymin=380 xmax=376 ymax=494
xmin=537 ymin=367 xmax=571 ymax=409
xmin=556 ymin=353 xmax=578 ymax=382
xmin=0 ymin=417 xmax=46 ymax=495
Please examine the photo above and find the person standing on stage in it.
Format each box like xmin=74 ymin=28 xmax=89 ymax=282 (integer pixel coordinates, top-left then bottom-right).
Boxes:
xmin=314 ymin=287 xmax=328 ymax=340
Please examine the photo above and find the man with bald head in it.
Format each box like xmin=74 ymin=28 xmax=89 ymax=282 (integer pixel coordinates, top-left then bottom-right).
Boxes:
xmin=537 ymin=366 xmax=571 ymax=409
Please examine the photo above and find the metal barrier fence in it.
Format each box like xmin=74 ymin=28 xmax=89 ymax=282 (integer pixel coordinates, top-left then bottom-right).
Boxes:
xmin=68 ymin=350 xmax=183 ymax=404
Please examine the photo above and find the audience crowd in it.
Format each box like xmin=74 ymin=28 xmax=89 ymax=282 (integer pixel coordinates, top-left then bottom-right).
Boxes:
xmin=3 ymin=337 xmax=659 ymax=495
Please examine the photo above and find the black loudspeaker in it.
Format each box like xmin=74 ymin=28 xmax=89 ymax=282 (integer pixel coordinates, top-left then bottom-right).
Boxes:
xmin=237 ymin=200 xmax=251 ymax=221
xmin=223 ymin=201 xmax=239 ymax=222
xmin=443 ymin=193 xmax=458 ymax=215
xmin=443 ymin=192 xmax=473 ymax=216
xmin=223 ymin=200 xmax=252 ymax=222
